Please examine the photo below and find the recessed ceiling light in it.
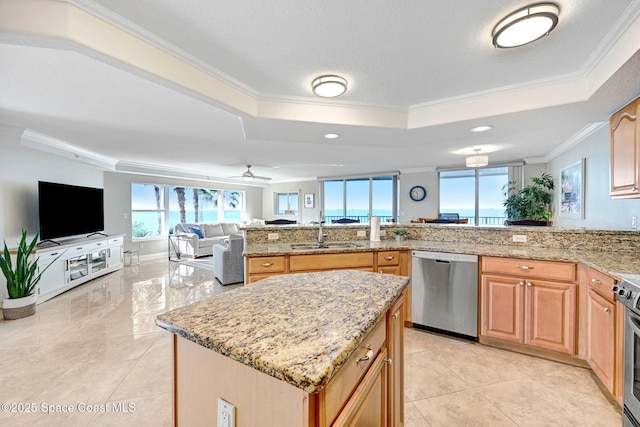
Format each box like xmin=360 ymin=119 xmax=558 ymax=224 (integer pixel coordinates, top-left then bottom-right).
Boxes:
xmin=471 ymin=125 xmax=493 ymax=133
xmin=492 ymin=3 xmax=559 ymax=48
xmin=324 ymin=133 xmax=340 ymax=139
xmin=312 ymin=75 xmax=348 ymax=97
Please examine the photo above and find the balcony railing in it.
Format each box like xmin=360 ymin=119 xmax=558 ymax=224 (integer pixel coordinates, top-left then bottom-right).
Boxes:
xmin=323 ymin=215 xmax=505 ymax=225
xmin=324 ymin=215 xmax=396 ymax=224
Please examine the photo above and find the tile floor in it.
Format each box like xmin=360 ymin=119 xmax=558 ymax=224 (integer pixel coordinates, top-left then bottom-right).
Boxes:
xmin=0 ymin=259 xmax=622 ymax=426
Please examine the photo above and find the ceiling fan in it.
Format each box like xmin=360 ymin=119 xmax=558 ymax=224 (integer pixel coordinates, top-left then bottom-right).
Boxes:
xmin=233 ymin=165 xmax=272 ymax=182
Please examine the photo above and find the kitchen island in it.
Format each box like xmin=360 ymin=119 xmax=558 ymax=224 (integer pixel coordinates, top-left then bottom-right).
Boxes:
xmin=156 ymin=270 xmax=409 ymax=426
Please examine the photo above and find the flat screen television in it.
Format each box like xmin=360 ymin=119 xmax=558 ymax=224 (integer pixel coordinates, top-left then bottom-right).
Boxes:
xmin=38 ymin=181 xmax=104 ymax=241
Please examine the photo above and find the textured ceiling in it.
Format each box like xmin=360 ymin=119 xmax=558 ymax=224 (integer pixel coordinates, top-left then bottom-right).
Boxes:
xmin=0 ymin=0 xmax=639 ymax=183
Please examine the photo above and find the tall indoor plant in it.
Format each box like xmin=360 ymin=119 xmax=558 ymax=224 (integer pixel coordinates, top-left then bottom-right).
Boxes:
xmin=0 ymin=230 xmax=55 ymax=319
xmin=503 ymin=173 xmax=555 ymax=225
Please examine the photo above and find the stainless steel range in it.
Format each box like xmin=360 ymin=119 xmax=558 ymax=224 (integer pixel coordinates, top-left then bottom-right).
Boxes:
xmin=613 ymin=278 xmax=640 ymax=426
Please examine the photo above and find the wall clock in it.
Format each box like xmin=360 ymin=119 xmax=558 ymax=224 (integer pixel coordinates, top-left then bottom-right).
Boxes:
xmin=409 ymin=185 xmax=427 ymax=202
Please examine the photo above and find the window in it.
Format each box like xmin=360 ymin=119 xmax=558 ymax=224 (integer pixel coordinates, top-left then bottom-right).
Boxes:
xmin=275 ymin=192 xmax=299 ymax=215
xmin=131 ymin=183 xmax=165 ymax=238
xmin=321 ymin=175 xmax=398 ymax=223
xmin=439 ymin=166 xmax=511 ymax=225
xmin=132 ymin=183 xmax=245 ymax=239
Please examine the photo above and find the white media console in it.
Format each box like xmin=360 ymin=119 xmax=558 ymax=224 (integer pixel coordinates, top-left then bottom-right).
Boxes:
xmin=35 ymin=234 xmax=125 ymax=304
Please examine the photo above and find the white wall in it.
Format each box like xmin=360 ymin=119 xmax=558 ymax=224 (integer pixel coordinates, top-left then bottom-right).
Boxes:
xmin=0 ymin=128 xmax=104 ymax=244
xmin=104 ymin=172 xmax=263 ymax=257
xmin=262 ymin=181 xmax=320 ymax=224
xmin=548 ymin=125 xmax=640 ymax=229
xmin=399 ymin=171 xmax=439 ymax=223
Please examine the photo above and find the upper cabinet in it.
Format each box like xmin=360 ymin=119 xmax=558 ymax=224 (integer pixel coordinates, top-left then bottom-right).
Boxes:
xmin=610 ymin=96 xmax=640 ymax=198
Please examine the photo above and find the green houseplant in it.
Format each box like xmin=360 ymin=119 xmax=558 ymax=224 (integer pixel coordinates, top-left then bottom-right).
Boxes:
xmin=392 ymin=227 xmax=409 ymax=241
xmin=503 ymin=173 xmax=554 ymax=225
xmin=0 ymin=230 xmax=57 ymax=319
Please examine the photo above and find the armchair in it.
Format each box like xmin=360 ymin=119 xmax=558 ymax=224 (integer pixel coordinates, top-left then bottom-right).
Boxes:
xmin=213 ymin=235 xmax=245 ymax=285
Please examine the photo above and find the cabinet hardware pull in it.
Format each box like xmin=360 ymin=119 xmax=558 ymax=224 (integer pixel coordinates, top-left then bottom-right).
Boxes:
xmin=518 ymin=281 xmax=525 ymax=286
xmin=386 ymin=358 xmax=393 ymax=366
xmin=526 ymin=282 xmax=532 ymax=287
xmin=591 ymin=278 xmax=603 ymax=285
xmin=384 ymin=256 xmax=395 ymax=260
xmin=604 ymin=307 xmax=610 ymax=313
xmin=392 ymin=313 xmax=399 ymax=319
xmin=634 ymin=186 xmax=639 ymax=192
xmin=516 ymin=265 xmax=534 ymax=270
xmin=356 ymin=346 xmax=373 ymax=363
xmin=260 ymin=262 xmax=274 ymax=267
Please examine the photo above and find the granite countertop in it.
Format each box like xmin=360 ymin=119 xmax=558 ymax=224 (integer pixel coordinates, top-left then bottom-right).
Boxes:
xmin=243 ymin=240 xmax=640 ymax=284
xmin=156 ymin=270 xmax=409 ymax=393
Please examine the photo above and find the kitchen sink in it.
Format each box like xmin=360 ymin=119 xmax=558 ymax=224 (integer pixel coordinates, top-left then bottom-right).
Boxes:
xmin=290 ymin=242 xmax=363 ymax=250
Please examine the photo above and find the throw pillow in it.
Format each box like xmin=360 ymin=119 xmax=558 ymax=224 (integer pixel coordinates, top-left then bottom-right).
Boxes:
xmin=188 ymin=226 xmax=204 ymax=239
xmin=203 ymin=223 xmax=224 ymax=237
xmin=222 ymin=223 xmax=239 ymax=235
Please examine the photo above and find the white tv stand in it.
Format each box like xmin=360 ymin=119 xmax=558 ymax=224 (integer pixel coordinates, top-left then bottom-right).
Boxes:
xmin=35 ymin=234 xmax=125 ymax=304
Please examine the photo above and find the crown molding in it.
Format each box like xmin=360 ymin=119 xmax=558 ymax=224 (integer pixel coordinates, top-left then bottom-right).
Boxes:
xmin=544 ymin=121 xmax=608 ymax=162
xmin=20 ymin=129 xmax=118 ymax=170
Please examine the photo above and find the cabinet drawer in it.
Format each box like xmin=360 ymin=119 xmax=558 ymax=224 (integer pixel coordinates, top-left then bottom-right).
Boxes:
xmin=588 ymin=268 xmax=616 ymax=302
xmin=108 ymin=236 xmax=124 ymax=246
xmin=320 ymin=317 xmax=387 ymax=425
xmin=377 ymin=251 xmax=400 ymax=266
xmin=290 ymin=252 xmax=373 ymax=272
xmin=483 ymin=257 xmax=576 ymax=282
xmin=37 ymin=248 xmax=67 ymax=262
xmin=247 ymin=256 xmax=285 ymax=274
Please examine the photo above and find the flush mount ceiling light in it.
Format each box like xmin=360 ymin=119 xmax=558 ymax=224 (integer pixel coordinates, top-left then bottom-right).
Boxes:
xmin=492 ymin=3 xmax=559 ymax=48
xmin=312 ymin=75 xmax=347 ymax=97
xmin=324 ymin=133 xmax=340 ymax=139
xmin=471 ymin=125 xmax=494 ymax=133
xmin=466 ymin=149 xmax=489 ymax=168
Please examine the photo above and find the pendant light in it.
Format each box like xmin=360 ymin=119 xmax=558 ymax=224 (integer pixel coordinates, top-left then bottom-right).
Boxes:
xmin=466 ymin=149 xmax=489 ymax=168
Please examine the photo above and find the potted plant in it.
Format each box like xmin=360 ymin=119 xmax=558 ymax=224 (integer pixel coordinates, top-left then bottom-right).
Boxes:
xmin=0 ymin=230 xmax=59 ymax=320
xmin=503 ymin=173 xmax=554 ymax=226
xmin=392 ymin=227 xmax=409 ymax=241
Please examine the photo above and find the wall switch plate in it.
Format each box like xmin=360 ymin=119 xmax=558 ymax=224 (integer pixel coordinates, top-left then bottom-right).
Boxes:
xmin=633 ymin=216 xmax=637 ymax=230
xmin=512 ymin=235 xmax=527 ymax=243
xmin=267 ymin=233 xmax=279 ymax=240
xmin=139 ymin=242 xmax=143 ymax=248
xmin=122 ymin=212 xmax=128 ymax=219
xmin=357 ymin=230 xmax=367 ymax=237
xmin=217 ymin=398 xmax=235 ymax=427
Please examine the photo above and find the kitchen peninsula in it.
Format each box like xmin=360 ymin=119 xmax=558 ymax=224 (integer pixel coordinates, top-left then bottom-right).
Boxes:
xmin=156 ymin=270 xmax=409 ymax=427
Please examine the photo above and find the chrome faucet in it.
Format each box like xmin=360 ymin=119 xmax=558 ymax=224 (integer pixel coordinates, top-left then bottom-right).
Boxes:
xmin=318 ymin=212 xmax=327 ymax=244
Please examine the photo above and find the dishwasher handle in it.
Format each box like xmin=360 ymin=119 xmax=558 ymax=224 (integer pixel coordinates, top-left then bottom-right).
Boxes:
xmin=435 ymin=259 xmax=451 ymax=264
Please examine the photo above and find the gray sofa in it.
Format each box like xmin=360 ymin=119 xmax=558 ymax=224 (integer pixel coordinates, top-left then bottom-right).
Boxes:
xmin=213 ymin=235 xmax=244 ymax=285
xmin=172 ymin=222 xmax=242 ymax=258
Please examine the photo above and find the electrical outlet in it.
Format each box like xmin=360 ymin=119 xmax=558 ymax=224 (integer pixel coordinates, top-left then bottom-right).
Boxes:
xmin=218 ymin=398 xmax=235 ymax=427
xmin=357 ymin=230 xmax=367 ymax=237
xmin=267 ymin=233 xmax=279 ymax=240
xmin=512 ymin=235 xmax=527 ymax=243
xmin=633 ymin=216 xmax=637 ymax=230
xmin=122 ymin=212 xmax=128 ymax=219
xmin=139 ymin=242 xmax=143 ymax=248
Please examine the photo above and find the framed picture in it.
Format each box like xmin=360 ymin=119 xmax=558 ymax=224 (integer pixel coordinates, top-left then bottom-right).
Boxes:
xmin=304 ymin=193 xmax=314 ymax=208
xmin=559 ymin=159 xmax=585 ymax=219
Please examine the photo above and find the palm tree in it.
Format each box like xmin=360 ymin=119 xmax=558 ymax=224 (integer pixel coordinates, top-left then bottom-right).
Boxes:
xmin=154 ymin=185 xmax=162 ymax=235
xmin=173 ymin=187 xmax=187 ymax=223
xmin=193 ymin=188 xmax=199 ymax=223
xmin=225 ymin=190 xmax=241 ymax=208
xmin=199 ymin=189 xmax=219 ymax=221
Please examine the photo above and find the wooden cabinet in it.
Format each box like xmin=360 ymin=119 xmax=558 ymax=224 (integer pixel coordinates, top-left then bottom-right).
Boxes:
xmin=386 ymin=296 xmax=404 ymax=427
xmin=481 ymin=257 xmax=577 ymax=356
xmin=584 ymin=267 xmax=621 ymax=400
xmin=610 ymin=96 xmax=640 ymax=198
xmin=246 ymin=250 xmax=410 ymax=284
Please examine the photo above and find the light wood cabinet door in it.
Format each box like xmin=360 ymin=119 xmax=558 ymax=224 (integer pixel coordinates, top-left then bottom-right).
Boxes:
xmin=378 ymin=266 xmax=401 ymax=275
xmin=587 ymin=289 xmax=615 ymax=393
xmin=610 ymin=97 xmax=640 ymax=197
xmin=525 ymin=279 xmax=576 ymax=354
xmin=387 ymin=297 xmax=404 ymax=427
xmin=332 ymin=349 xmax=388 ymax=427
xmin=481 ymin=275 xmax=525 ymax=343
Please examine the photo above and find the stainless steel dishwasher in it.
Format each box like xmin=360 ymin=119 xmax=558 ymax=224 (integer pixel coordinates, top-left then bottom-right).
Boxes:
xmin=411 ymin=250 xmax=478 ymax=341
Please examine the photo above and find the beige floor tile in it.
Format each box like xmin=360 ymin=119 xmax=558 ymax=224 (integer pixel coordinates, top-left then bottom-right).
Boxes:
xmin=413 ymin=389 xmax=518 ymax=427
xmin=404 ymin=349 xmax=469 ymax=400
xmin=404 ymin=401 xmax=432 ymax=427
xmin=89 ymin=392 xmax=172 ymax=427
xmin=109 ymin=355 xmax=173 ymax=400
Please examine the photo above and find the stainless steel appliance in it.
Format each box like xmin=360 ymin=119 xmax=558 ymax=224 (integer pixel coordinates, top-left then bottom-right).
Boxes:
xmin=411 ymin=250 xmax=478 ymax=340
xmin=613 ymin=278 xmax=640 ymax=426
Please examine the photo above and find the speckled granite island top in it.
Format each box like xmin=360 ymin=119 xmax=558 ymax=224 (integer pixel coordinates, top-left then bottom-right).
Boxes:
xmin=155 ymin=270 xmax=409 ymax=393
